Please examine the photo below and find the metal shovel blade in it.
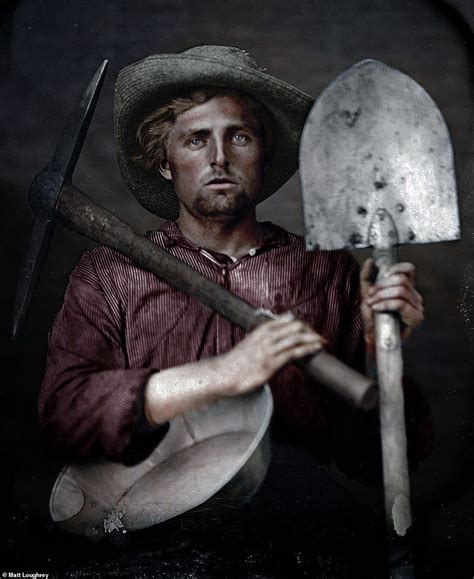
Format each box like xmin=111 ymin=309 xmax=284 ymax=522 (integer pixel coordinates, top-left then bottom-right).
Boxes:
xmin=300 ymin=59 xmax=460 ymax=251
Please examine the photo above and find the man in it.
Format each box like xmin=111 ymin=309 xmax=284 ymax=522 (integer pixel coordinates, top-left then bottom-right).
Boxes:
xmin=39 ymin=45 xmax=424 ymax=471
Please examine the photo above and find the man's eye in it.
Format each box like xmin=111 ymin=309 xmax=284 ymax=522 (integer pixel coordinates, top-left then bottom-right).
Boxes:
xmin=232 ymin=133 xmax=248 ymax=143
xmin=188 ymin=137 xmax=204 ymax=146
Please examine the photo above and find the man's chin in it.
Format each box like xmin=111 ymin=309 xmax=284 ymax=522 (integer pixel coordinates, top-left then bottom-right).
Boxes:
xmin=192 ymin=191 xmax=257 ymax=219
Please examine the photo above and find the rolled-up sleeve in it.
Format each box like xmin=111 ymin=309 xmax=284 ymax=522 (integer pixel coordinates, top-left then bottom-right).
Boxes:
xmin=39 ymin=252 xmax=168 ymax=464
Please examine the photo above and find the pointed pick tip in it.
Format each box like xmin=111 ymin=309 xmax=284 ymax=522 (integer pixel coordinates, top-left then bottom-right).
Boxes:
xmin=98 ymin=59 xmax=109 ymax=74
xmin=12 ymin=285 xmax=30 ymax=340
xmin=86 ymin=59 xmax=109 ymax=98
xmin=11 ymin=311 xmax=24 ymax=340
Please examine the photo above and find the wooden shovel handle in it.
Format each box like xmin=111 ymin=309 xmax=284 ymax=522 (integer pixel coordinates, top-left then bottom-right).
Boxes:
xmin=374 ymin=246 xmax=412 ymax=538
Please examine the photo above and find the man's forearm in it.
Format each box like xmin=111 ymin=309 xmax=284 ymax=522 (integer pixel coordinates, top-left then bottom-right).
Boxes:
xmin=144 ymin=356 xmax=233 ymax=426
xmin=144 ymin=315 xmax=324 ymax=426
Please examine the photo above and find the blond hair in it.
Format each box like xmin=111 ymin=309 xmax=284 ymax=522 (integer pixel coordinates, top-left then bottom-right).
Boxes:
xmin=132 ymin=88 xmax=274 ymax=172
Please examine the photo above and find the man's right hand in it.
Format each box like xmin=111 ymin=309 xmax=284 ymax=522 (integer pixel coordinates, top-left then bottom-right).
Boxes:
xmin=145 ymin=313 xmax=325 ymax=426
xmin=218 ymin=313 xmax=325 ymax=397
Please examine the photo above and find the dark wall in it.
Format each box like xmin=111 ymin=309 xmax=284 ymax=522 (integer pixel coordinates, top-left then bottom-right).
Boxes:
xmin=1 ymin=0 xmax=472 ymax=574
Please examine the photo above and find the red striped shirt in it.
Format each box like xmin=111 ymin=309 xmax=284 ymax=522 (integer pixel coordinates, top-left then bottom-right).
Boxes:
xmin=39 ymin=221 xmax=364 ymax=463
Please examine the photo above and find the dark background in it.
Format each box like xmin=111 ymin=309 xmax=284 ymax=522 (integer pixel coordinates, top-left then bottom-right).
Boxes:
xmin=1 ymin=0 xmax=472 ymax=576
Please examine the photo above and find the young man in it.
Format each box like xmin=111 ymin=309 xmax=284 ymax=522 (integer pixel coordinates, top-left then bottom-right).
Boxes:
xmin=39 ymin=46 xmax=423 ymax=468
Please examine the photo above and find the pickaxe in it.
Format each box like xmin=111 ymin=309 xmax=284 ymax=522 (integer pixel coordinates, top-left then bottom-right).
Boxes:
xmin=13 ymin=60 xmax=376 ymax=411
xmin=300 ymin=60 xmax=460 ymax=576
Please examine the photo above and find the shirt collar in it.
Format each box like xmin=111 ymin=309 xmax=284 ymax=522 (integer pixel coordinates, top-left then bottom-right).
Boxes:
xmin=154 ymin=220 xmax=294 ymax=251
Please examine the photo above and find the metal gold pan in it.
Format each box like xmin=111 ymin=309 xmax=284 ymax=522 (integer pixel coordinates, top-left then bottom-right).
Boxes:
xmin=49 ymin=385 xmax=273 ymax=539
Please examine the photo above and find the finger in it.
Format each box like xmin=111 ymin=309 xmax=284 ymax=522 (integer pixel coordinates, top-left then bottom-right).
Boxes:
xmin=272 ymin=341 xmax=324 ymax=369
xmin=372 ymin=299 xmax=424 ymax=325
xmin=256 ymin=319 xmax=315 ymax=342
xmin=271 ymin=332 xmax=326 ymax=354
xmin=371 ymin=298 xmax=413 ymax=312
xmin=361 ymin=301 xmax=375 ymax=329
xmin=386 ymin=262 xmax=416 ymax=282
xmin=367 ymin=286 xmax=422 ymax=308
xmin=401 ymin=325 xmax=414 ymax=341
xmin=272 ymin=322 xmax=321 ymax=344
xmin=254 ymin=315 xmax=302 ymax=334
xmin=367 ymin=273 xmax=413 ymax=293
xmin=412 ymin=288 xmax=423 ymax=305
xmin=269 ymin=311 xmax=298 ymax=324
xmin=251 ymin=317 xmax=298 ymax=339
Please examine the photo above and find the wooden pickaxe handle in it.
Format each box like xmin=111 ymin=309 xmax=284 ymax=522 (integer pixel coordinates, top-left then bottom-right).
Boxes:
xmin=57 ymin=182 xmax=377 ymax=410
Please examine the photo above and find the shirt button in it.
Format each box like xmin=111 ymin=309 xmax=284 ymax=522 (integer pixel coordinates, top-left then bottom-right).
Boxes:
xmin=249 ymin=248 xmax=257 ymax=256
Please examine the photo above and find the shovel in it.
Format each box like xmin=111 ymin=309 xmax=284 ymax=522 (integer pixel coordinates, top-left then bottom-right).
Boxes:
xmin=300 ymin=59 xmax=460 ymax=575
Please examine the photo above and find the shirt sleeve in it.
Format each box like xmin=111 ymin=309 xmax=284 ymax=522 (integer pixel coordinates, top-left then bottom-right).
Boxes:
xmin=38 ymin=251 xmax=168 ymax=465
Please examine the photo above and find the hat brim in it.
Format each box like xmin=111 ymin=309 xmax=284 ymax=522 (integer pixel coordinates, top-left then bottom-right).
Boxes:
xmin=114 ymin=53 xmax=313 ymax=219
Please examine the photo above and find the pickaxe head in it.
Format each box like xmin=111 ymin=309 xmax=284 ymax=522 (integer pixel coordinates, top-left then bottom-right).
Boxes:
xmin=12 ymin=60 xmax=108 ymax=338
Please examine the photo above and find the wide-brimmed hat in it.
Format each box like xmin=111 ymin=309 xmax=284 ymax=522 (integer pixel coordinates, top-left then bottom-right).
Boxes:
xmin=114 ymin=45 xmax=313 ymax=220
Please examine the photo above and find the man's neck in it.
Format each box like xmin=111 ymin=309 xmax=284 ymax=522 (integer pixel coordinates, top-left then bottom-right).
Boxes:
xmin=176 ymin=210 xmax=269 ymax=259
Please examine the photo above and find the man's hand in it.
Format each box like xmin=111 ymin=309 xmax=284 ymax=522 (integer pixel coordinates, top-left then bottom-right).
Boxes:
xmin=360 ymin=258 xmax=424 ymax=350
xmin=219 ymin=314 xmax=325 ymax=397
xmin=145 ymin=314 xmax=324 ymax=425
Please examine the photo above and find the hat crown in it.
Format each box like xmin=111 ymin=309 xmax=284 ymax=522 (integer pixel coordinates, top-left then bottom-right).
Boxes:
xmin=182 ymin=45 xmax=263 ymax=72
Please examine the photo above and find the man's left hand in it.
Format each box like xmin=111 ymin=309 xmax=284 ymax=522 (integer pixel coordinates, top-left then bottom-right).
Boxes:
xmin=360 ymin=259 xmax=424 ymax=348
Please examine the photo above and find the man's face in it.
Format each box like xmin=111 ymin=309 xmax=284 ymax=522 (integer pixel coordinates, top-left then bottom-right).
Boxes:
xmin=159 ymin=95 xmax=266 ymax=220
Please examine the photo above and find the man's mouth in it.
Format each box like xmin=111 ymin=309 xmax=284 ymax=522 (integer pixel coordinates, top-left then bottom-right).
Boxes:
xmin=205 ymin=178 xmax=237 ymax=190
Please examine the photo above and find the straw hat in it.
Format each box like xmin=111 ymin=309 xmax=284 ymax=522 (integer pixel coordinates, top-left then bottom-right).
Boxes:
xmin=114 ymin=45 xmax=313 ymax=219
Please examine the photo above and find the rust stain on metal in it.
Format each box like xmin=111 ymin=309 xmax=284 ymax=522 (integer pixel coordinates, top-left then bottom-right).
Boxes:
xmin=374 ymin=177 xmax=387 ymax=190
xmin=349 ymin=233 xmax=363 ymax=245
xmin=340 ymin=107 xmax=361 ymax=127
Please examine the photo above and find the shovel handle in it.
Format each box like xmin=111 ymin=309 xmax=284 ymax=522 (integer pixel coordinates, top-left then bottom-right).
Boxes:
xmin=374 ymin=246 xmax=412 ymax=539
xmin=57 ymin=183 xmax=376 ymax=410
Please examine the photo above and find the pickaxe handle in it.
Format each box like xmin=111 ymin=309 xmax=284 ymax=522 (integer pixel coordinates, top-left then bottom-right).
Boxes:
xmin=57 ymin=182 xmax=376 ymax=410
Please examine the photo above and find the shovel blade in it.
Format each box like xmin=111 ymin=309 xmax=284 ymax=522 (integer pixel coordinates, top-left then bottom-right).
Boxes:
xmin=300 ymin=59 xmax=460 ymax=250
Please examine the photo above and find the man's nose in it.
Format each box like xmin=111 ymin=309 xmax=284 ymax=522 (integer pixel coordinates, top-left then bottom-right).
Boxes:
xmin=209 ymin=138 xmax=229 ymax=168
